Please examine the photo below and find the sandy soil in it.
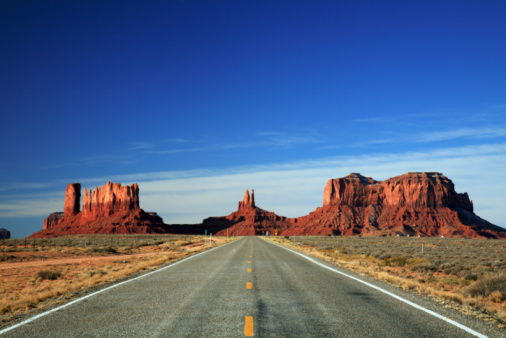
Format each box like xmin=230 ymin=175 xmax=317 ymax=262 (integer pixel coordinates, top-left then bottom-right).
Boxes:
xmin=0 ymin=252 xmax=166 ymax=269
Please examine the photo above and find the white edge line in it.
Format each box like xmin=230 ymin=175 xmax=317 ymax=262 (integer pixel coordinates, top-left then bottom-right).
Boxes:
xmin=0 ymin=238 xmax=241 ymax=335
xmin=264 ymin=239 xmax=488 ymax=338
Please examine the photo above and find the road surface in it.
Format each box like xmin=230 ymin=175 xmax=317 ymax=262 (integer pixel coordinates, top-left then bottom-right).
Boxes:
xmin=1 ymin=237 xmax=500 ymax=337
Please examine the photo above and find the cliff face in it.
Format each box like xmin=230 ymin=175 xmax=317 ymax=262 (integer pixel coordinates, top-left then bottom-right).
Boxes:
xmin=238 ymin=189 xmax=255 ymax=210
xmin=202 ymin=173 xmax=505 ymax=239
xmin=64 ymin=183 xmax=81 ymax=217
xmin=30 ymin=173 xmax=506 ymax=238
xmin=32 ymin=182 xmax=165 ymax=238
xmin=203 ymin=189 xmax=293 ymax=236
xmin=0 ymin=228 xmax=10 ymax=240
xmin=323 ymin=172 xmax=473 ymax=211
xmin=82 ymin=181 xmax=140 ymax=219
xmin=298 ymin=172 xmax=503 ymax=238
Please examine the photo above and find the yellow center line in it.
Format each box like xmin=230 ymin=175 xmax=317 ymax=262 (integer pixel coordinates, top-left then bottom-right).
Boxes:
xmin=247 ymin=268 xmax=252 ymax=272
xmin=247 ymin=282 xmax=252 ymax=289
xmin=247 ymin=261 xmax=251 ymax=263
xmin=244 ymin=316 xmax=254 ymax=336
xmin=249 ymin=255 xmax=252 ymax=258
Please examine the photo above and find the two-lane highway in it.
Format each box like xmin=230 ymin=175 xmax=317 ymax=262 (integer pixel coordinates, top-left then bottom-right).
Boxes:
xmin=1 ymin=237 xmax=498 ymax=337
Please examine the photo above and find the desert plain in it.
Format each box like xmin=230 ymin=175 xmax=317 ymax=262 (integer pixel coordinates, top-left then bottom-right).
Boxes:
xmin=1 ymin=234 xmax=506 ymax=330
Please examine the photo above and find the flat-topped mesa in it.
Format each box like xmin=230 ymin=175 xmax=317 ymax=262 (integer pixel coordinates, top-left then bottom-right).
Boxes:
xmin=323 ymin=172 xmax=473 ymax=211
xmin=238 ymin=189 xmax=256 ymax=210
xmin=82 ymin=181 xmax=140 ymax=217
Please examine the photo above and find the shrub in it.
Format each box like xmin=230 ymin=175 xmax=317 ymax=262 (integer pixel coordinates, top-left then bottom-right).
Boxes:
xmin=89 ymin=270 xmax=107 ymax=277
xmin=379 ymin=256 xmax=407 ymax=267
xmin=489 ymin=290 xmax=503 ymax=303
xmin=411 ymin=262 xmax=437 ymax=272
xmin=91 ymin=246 xmax=117 ymax=254
xmin=464 ymin=273 xmax=478 ymax=281
xmin=37 ymin=270 xmax=61 ymax=280
xmin=464 ymin=274 xmax=506 ymax=299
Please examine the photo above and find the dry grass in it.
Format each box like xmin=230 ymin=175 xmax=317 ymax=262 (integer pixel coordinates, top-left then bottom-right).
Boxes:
xmin=0 ymin=234 xmax=236 ymax=327
xmin=266 ymin=235 xmax=506 ymax=327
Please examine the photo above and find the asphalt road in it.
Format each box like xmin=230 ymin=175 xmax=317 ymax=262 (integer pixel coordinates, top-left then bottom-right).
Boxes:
xmin=1 ymin=237 xmax=502 ymax=337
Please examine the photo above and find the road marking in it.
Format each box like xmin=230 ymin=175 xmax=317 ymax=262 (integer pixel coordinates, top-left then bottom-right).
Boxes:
xmin=247 ymin=282 xmax=252 ymax=289
xmin=266 ymin=240 xmax=487 ymax=338
xmin=248 ymin=268 xmax=252 ymax=272
xmin=250 ymin=255 xmax=252 ymax=258
xmin=247 ymin=261 xmax=251 ymax=263
xmin=244 ymin=316 xmax=254 ymax=336
xmin=0 ymin=239 xmax=242 ymax=335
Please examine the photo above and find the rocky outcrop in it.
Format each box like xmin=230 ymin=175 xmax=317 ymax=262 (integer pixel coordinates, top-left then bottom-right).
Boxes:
xmin=64 ymin=183 xmax=81 ymax=217
xmin=323 ymin=172 xmax=473 ymax=211
xmin=202 ymin=173 xmax=506 ymax=239
xmin=238 ymin=189 xmax=255 ymax=210
xmin=30 ymin=173 xmax=506 ymax=239
xmin=295 ymin=172 xmax=504 ymax=238
xmin=203 ymin=189 xmax=293 ymax=236
xmin=31 ymin=182 xmax=166 ymax=238
xmin=82 ymin=182 xmax=140 ymax=218
xmin=43 ymin=212 xmax=64 ymax=230
xmin=0 ymin=228 xmax=10 ymax=239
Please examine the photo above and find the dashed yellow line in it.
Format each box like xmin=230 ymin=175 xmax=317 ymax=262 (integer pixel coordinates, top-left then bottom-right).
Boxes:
xmin=247 ymin=261 xmax=251 ymax=263
xmin=247 ymin=268 xmax=252 ymax=272
xmin=244 ymin=316 xmax=254 ymax=336
xmin=247 ymin=282 xmax=252 ymax=289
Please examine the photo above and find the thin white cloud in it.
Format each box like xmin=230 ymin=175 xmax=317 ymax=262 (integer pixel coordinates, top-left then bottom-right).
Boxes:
xmin=164 ymin=138 xmax=190 ymax=143
xmin=415 ymin=127 xmax=506 ymax=143
xmin=130 ymin=142 xmax=155 ymax=150
xmin=350 ymin=116 xmax=388 ymax=123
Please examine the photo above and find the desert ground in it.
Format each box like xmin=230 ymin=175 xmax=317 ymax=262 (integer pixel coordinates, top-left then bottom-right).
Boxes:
xmin=1 ymin=234 xmax=505 ymax=330
xmin=0 ymin=234 xmax=235 ymax=328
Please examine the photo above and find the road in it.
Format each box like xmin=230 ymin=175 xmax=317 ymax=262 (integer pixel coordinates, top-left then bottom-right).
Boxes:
xmin=1 ymin=237 xmax=500 ymax=337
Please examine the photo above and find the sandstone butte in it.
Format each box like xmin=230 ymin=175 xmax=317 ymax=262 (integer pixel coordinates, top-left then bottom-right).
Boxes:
xmin=29 ymin=173 xmax=506 ymax=239
xmin=29 ymin=182 xmax=167 ymax=238
xmin=204 ymin=173 xmax=506 ymax=239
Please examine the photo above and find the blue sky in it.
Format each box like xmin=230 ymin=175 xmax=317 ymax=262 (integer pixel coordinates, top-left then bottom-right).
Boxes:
xmin=1 ymin=1 xmax=506 ymax=238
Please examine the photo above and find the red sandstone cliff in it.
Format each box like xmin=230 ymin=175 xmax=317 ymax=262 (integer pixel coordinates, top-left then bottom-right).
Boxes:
xmin=203 ymin=189 xmax=294 ymax=236
xmin=31 ymin=182 xmax=166 ymax=238
xmin=30 ymin=173 xmax=506 ymax=238
xmin=203 ymin=173 xmax=506 ymax=239
xmin=292 ymin=173 xmax=504 ymax=238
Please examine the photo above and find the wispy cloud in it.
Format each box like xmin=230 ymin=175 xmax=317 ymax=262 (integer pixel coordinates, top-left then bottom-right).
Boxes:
xmin=132 ymin=129 xmax=323 ymax=156
xmin=165 ymin=138 xmax=190 ymax=143
xmin=414 ymin=127 xmax=506 ymax=143
xmin=255 ymin=130 xmax=322 ymax=148
xmin=130 ymin=142 xmax=155 ymax=150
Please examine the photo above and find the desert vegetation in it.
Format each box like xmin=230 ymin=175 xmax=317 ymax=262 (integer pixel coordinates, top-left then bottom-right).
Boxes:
xmin=267 ymin=235 xmax=506 ymax=327
xmin=0 ymin=234 xmax=234 ymax=328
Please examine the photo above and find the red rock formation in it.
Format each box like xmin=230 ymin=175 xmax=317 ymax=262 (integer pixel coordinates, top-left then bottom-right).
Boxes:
xmin=64 ymin=183 xmax=81 ymax=217
xmin=204 ymin=189 xmax=295 ymax=236
xmin=31 ymin=182 xmax=165 ymax=238
xmin=82 ymin=181 xmax=140 ymax=219
xmin=203 ymin=173 xmax=506 ymax=239
xmin=30 ymin=173 xmax=506 ymax=239
xmin=323 ymin=173 xmax=473 ymax=211
xmin=0 ymin=228 xmax=10 ymax=240
xmin=294 ymin=172 xmax=504 ymax=238
xmin=238 ymin=189 xmax=255 ymax=210
xmin=43 ymin=212 xmax=64 ymax=230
